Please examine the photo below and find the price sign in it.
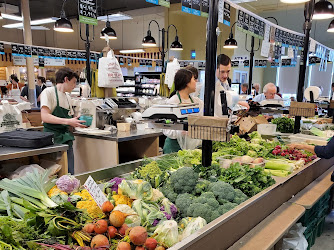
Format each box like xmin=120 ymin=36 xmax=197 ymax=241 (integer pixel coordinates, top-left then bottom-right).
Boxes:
xmin=84 ymin=176 xmax=108 ymax=208
xmin=39 ymin=57 xmax=45 ymax=67
xmin=156 ymin=59 xmax=162 ymax=67
xmin=24 ymin=46 xmax=31 ymax=57
xmin=119 ymin=56 xmax=124 ymax=65
xmin=146 ymin=59 xmax=153 ymax=67
xmin=231 ymin=60 xmax=239 ymax=67
xmin=38 ymin=47 xmax=45 ymax=57
xmin=223 ymin=2 xmax=231 ymax=26
xmin=139 ymin=59 xmax=146 ymax=66
xmin=79 ymin=0 xmax=97 ymax=25
xmin=198 ymin=61 xmax=206 ymax=69
xmin=181 ymin=0 xmax=192 ymax=14
xmin=127 ymin=58 xmax=132 ymax=66
xmin=243 ymin=60 xmax=250 ymax=67
xmin=31 ymin=47 xmax=38 ymax=56
xmin=49 ymin=49 xmax=56 ymax=58
xmin=271 ymin=61 xmax=280 ymax=68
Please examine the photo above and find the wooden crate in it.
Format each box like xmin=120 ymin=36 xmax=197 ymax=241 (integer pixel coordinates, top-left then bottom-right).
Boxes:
xmin=289 ymin=102 xmax=316 ymax=117
xmin=188 ymin=115 xmax=229 ymax=142
xmin=235 ymin=116 xmax=268 ymax=134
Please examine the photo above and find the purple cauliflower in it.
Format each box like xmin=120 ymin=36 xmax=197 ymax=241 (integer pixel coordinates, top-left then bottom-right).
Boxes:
xmin=152 ymin=219 xmax=160 ymax=226
xmin=160 ymin=198 xmax=178 ymax=219
xmin=109 ymin=177 xmax=125 ymax=193
xmin=163 ymin=212 xmax=172 ymax=220
xmin=56 ymin=175 xmax=80 ymax=194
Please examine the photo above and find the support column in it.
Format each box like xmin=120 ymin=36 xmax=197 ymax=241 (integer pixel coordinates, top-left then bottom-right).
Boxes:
xmin=21 ymin=0 xmax=36 ymax=107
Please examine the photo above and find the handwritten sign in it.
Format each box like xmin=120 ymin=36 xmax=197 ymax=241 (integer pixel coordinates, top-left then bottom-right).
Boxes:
xmin=79 ymin=0 xmax=97 ymax=25
xmin=84 ymin=176 xmax=108 ymax=208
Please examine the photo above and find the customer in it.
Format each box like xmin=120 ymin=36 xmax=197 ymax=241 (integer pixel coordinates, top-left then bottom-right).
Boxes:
xmin=215 ymin=54 xmax=249 ymax=116
xmin=20 ymin=81 xmax=42 ymax=107
xmin=253 ymin=83 xmax=281 ymax=103
xmin=163 ymin=68 xmax=203 ymax=154
xmin=7 ymin=74 xmax=25 ymax=102
xmin=289 ymin=139 xmax=334 ymax=181
xmin=241 ymin=83 xmax=248 ymax=94
xmin=40 ymin=67 xmax=86 ymax=174
xmin=37 ymin=76 xmax=47 ymax=91
xmin=253 ymin=83 xmax=260 ymax=95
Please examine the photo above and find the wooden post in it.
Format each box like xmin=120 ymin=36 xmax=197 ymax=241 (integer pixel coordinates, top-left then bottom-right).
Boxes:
xmin=21 ymin=0 xmax=37 ymax=107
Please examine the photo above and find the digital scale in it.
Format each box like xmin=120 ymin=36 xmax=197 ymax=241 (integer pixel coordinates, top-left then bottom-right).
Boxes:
xmin=142 ymin=103 xmax=200 ymax=120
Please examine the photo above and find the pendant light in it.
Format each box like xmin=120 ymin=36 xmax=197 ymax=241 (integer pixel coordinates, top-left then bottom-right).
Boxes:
xmin=224 ymin=22 xmax=238 ymax=49
xmin=280 ymin=0 xmax=310 ymax=3
xmin=327 ymin=19 xmax=334 ymax=32
xmin=170 ymin=35 xmax=183 ymax=50
xmin=100 ymin=20 xmax=117 ymax=39
xmin=313 ymin=0 xmax=334 ymax=20
xmin=142 ymin=30 xmax=157 ymax=47
xmin=54 ymin=0 xmax=73 ymax=32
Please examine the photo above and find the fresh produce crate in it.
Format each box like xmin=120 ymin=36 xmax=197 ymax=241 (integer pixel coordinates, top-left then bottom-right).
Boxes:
xmin=188 ymin=115 xmax=229 ymax=142
xmin=315 ymin=215 xmax=326 ymax=237
xmin=305 ymin=229 xmax=316 ymax=250
xmin=289 ymin=102 xmax=316 ymax=117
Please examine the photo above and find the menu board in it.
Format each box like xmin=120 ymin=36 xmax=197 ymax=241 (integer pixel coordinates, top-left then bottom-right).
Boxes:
xmin=223 ymin=2 xmax=231 ymax=26
xmin=181 ymin=0 xmax=192 ymax=14
xmin=78 ymin=0 xmax=98 ymax=25
xmin=39 ymin=57 xmax=45 ymax=67
xmin=254 ymin=59 xmax=267 ymax=68
xmin=0 ymin=43 xmax=4 ymax=55
xmin=237 ymin=10 xmax=264 ymax=38
xmin=243 ymin=60 xmax=250 ymax=67
xmin=231 ymin=61 xmax=239 ymax=67
xmin=31 ymin=47 xmax=38 ymax=56
xmin=192 ymin=0 xmax=201 ymax=16
xmin=201 ymin=0 xmax=209 ymax=17
xmin=24 ymin=46 xmax=31 ymax=57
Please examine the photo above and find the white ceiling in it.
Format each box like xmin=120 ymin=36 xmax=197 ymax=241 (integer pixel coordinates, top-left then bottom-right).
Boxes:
xmin=239 ymin=0 xmax=308 ymax=13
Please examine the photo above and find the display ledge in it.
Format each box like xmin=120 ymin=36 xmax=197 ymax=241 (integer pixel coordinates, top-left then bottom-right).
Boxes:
xmin=73 ymin=128 xmax=162 ymax=143
xmin=0 ymin=144 xmax=69 ymax=161
xmin=75 ymin=155 xmax=334 ymax=250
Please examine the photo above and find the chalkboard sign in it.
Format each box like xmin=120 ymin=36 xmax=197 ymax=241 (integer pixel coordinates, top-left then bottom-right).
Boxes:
xmin=24 ymin=46 xmax=31 ymax=57
xmin=127 ymin=58 xmax=132 ymax=66
xmin=244 ymin=13 xmax=249 ymax=31
xmin=38 ymin=47 xmax=45 ymax=57
xmin=231 ymin=60 xmax=239 ymax=67
xmin=0 ymin=43 xmax=4 ymax=55
xmin=44 ymin=48 xmax=50 ymax=58
xmin=192 ymin=0 xmax=201 ymax=16
xmin=243 ymin=60 xmax=250 ymax=67
xmin=49 ymin=49 xmax=55 ymax=58
xmin=156 ymin=60 xmax=162 ymax=67
xmin=201 ymin=0 xmax=209 ymax=17
xmin=146 ymin=59 xmax=153 ymax=67
xmin=223 ymin=2 xmax=230 ymax=26
xmin=31 ymin=47 xmax=38 ymax=56
xmin=79 ymin=0 xmax=97 ymax=25
xmin=118 ymin=57 xmax=124 ymax=65
xmin=198 ymin=61 xmax=206 ymax=69
xmin=39 ymin=57 xmax=45 ymax=67
xmin=139 ymin=59 xmax=146 ymax=66
xmin=271 ymin=61 xmax=280 ymax=68
xmin=237 ymin=10 xmax=244 ymax=29
xmin=181 ymin=0 xmax=192 ymax=14
xmin=61 ymin=50 xmax=67 ymax=59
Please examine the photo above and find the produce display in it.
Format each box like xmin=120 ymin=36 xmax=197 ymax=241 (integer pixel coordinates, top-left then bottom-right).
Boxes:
xmin=272 ymin=117 xmax=294 ymax=133
xmin=0 ymin=132 xmax=317 ymax=249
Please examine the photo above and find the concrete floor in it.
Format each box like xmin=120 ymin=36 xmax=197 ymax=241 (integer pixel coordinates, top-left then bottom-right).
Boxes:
xmin=311 ymin=210 xmax=334 ymax=250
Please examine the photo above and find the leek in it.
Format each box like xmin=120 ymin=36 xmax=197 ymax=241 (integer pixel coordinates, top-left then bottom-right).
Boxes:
xmin=0 ymin=168 xmax=58 ymax=209
xmin=264 ymin=169 xmax=291 ymax=177
xmin=265 ymin=160 xmax=294 ymax=172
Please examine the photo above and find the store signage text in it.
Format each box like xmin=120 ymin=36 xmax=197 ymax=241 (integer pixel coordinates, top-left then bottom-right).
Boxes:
xmin=78 ymin=0 xmax=98 ymax=25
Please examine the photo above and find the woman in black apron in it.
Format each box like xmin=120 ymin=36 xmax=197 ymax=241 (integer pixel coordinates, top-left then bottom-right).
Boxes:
xmin=40 ymin=68 xmax=86 ymax=174
xmin=163 ymin=68 xmax=203 ymax=154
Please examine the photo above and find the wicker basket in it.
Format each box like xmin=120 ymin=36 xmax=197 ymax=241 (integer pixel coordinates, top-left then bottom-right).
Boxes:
xmin=289 ymin=102 xmax=316 ymax=117
xmin=188 ymin=115 xmax=229 ymax=142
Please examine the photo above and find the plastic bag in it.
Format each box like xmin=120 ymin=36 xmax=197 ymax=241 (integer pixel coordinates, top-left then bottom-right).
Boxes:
xmin=77 ymin=98 xmax=96 ymax=128
xmin=98 ymin=50 xmax=124 ymax=88
xmin=0 ymin=100 xmax=25 ymax=132
xmin=177 ymin=132 xmax=202 ymax=150
xmin=282 ymin=223 xmax=308 ymax=250
xmin=165 ymin=58 xmax=180 ymax=89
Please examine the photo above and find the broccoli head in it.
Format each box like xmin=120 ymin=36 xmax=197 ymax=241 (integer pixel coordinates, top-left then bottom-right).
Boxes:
xmin=208 ymin=181 xmax=236 ymax=203
xmin=159 ymin=184 xmax=178 ymax=203
xmin=175 ymin=193 xmax=194 ymax=217
xmin=187 ymin=203 xmax=212 ymax=223
xmin=170 ymin=167 xmax=199 ymax=194
xmin=221 ymin=202 xmax=238 ymax=212
xmin=194 ymin=180 xmax=211 ymax=195
xmin=211 ymin=210 xmax=221 ymax=222
xmin=233 ymin=189 xmax=248 ymax=205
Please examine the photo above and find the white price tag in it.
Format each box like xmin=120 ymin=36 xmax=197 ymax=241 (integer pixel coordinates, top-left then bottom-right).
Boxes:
xmin=288 ymin=48 xmax=294 ymax=58
xmin=261 ymin=41 xmax=271 ymax=57
xmin=309 ymin=38 xmax=316 ymax=53
xmin=83 ymin=176 xmax=108 ymax=208
xmin=218 ymin=0 xmax=224 ymax=24
xmin=264 ymin=24 xmax=271 ymax=42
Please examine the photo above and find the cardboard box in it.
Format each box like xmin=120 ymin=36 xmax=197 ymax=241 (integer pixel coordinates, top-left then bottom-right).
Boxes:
xmin=235 ymin=116 xmax=268 ymax=134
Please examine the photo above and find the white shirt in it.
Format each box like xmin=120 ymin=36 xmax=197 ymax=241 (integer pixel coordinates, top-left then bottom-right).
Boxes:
xmin=252 ymin=93 xmax=281 ymax=103
xmin=215 ymin=80 xmax=231 ymax=117
xmin=40 ymin=87 xmax=74 ymax=115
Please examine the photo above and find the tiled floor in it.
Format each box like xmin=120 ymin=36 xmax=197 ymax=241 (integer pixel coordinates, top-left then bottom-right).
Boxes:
xmin=311 ymin=210 xmax=334 ymax=250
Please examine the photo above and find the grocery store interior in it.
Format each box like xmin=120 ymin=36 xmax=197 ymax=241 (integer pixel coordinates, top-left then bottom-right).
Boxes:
xmin=1 ymin=0 xmax=334 ymax=249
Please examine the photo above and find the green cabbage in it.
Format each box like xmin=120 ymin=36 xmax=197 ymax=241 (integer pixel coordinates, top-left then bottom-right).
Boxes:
xmin=153 ymin=220 xmax=179 ymax=247
xmin=119 ymin=179 xmax=153 ymax=200
xmin=180 ymin=217 xmax=207 ymax=240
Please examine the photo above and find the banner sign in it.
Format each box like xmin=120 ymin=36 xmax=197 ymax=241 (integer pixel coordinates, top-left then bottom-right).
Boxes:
xmin=78 ymin=0 xmax=98 ymax=25
xmin=223 ymin=2 xmax=231 ymax=26
xmin=146 ymin=0 xmax=170 ymax=7
xmin=201 ymin=0 xmax=209 ymax=17
xmin=181 ymin=0 xmax=192 ymax=14
xmin=192 ymin=0 xmax=201 ymax=16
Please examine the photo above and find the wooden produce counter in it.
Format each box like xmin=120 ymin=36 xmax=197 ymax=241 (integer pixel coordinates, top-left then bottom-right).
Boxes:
xmin=73 ymin=129 xmax=162 ymax=174
xmin=0 ymin=144 xmax=69 ymax=176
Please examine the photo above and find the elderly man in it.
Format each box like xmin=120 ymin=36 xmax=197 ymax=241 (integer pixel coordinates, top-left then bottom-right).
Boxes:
xmin=253 ymin=83 xmax=260 ymax=95
xmin=253 ymin=83 xmax=281 ymax=103
xmin=240 ymin=83 xmax=248 ymax=94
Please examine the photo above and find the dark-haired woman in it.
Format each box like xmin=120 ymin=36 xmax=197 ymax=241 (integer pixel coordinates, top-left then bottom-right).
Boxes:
xmin=8 ymin=74 xmax=25 ymax=103
xmin=163 ymin=69 xmax=203 ymax=154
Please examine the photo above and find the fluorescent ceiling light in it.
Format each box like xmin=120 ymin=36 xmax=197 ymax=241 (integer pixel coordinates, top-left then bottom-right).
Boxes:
xmin=119 ymin=49 xmax=145 ymax=53
xmin=3 ymin=17 xmax=57 ymax=28
xmin=280 ymin=0 xmax=310 ymax=3
xmin=1 ymin=13 xmax=22 ymax=21
xmin=18 ymin=26 xmax=50 ymax=30
xmin=97 ymin=13 xmax=132 ymax=22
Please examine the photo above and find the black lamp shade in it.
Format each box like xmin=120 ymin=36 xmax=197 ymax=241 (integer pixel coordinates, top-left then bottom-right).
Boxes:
xmin=328 ymin=19 xmax=334 ymax=32
xmin=100 ymin=22 xmax=117 ymax=39
xmin=142 ymin=30 xmax=157 ymax=47
xmin=54 ymin=17 xmax=74 ymax=32
xmin=313 ymin=0 xmax=334 ymax=20
xmin=224 ymin=36 xmax=238 ymax=49
xmin=170 ymin=36 xmax=183 ymax=50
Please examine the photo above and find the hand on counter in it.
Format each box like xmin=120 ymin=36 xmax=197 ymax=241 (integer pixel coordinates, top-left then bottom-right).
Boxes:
xmin=288 ymin=143 xmax=316 ymax=155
